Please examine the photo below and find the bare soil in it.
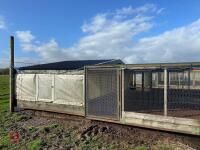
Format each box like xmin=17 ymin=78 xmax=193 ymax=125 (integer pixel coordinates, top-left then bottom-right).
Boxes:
xmin=19 ymin=110 xmax=200 ymax=150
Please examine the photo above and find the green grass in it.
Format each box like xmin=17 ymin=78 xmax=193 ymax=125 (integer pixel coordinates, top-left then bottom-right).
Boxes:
xmin=0 ymin=75 xmax=22 ymax=149
xmin=0 ymin=135 xmax=10 ymax=148
xmin=0 ymin=75 xmax=9 ymax=112
xmin=28 ymin=126 xmax=38 ymax=133
xmin=27 ymin=139 xmax=42 ymax=150
xmin=134 ymin=146 xmax=148 ymax=150
xmin=154 ymin=142 xmax=174 ymax=150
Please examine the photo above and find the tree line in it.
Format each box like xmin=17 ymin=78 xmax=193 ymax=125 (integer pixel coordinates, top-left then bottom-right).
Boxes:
xmin=0 ymin=68 xmax=9 ymax=75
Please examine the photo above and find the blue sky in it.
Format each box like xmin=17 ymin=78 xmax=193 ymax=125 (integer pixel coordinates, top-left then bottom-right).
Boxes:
xmin=1 ymin=0 xmax=200 ymax=67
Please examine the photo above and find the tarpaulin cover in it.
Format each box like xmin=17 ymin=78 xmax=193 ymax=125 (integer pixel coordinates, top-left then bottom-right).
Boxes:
xmin=16 ymin=73 xmax=84 ymax=106
xmin=38 ymin=74 xmax=53 ymax=102
xmin=54 ymin=75 xmax=84 ymax=106
xmin=16 ymin=74 xmax=36 ymax=101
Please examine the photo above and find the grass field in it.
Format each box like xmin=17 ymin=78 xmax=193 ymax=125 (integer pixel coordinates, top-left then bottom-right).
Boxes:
xmin=0 ymin=75 xmax=198 ymax=150
xmin=0 ymin=75 xmax=9 ymax=112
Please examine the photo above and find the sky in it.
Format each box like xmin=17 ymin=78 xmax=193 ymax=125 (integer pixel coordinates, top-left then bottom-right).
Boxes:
xmin=1 ymin=0 xmax=200 ymax=67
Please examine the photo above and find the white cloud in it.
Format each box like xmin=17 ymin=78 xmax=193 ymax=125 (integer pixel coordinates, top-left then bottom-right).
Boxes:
xmin=82 ymin=14 xmax=107 ymax=33
xmin=116 ymin=4 xmax=158 ymax=15
xmin=16 ymin=30 xmax=35 ymax=43
xmin=124 ymin=18 xmax=200 ymax=63
xmin=15 ymin=4 xmax=200 ymax=64
xmin=35 ymin=39 xmax=69 ymax=61
xmin=16 ymin=4 xmax=157 ymax=62
xmin=15 ymin=30 xmax=36 ymax=52
xmin=0 ymin=16 xmax=6 ymax=29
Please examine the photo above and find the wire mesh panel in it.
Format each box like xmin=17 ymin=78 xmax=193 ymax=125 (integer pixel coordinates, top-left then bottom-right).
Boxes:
xmin=123 ymin=68 xmax=200 ymax=119
xmin=168 ymin=70 xmax=200 ymax=119
xmin=86 ymin=68 xmax=119 ymax=120
xmin=124 ymin=70 xmax=164 ymax=115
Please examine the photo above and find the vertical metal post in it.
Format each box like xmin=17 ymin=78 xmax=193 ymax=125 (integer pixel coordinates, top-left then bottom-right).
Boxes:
xmin=150 ymin=71 xmax=152 ymax=89
xmin=9 ymin=36 xmax=15 ymax=112
xmin=164 ymin=68 xmax=168 ymax=116
xmin=188 ymin=69 xmax=190 ymax=89
xmin=167 ymin=71 xmax=170 ymax=89
xmin=134 ymin=73 xmax=136 ymax=87
xmin=142 ymin=72 xmax=144 ymax=90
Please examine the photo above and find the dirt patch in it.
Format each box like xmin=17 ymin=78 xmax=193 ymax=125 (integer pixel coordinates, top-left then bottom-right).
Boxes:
xmin=78 ymin=120 xmax=200 ymax=149
xmin=19 ymin=110 xmax=200 ymax=150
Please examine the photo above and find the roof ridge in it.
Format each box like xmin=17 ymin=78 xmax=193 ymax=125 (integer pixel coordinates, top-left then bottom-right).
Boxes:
xmin=17 ymin=59 xmax=123 ymax=70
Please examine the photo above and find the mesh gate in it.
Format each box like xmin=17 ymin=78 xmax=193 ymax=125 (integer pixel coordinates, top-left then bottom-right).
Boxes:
xmin=167 ymin=70 xmax=200 ymax=119
xmin=86 ymin=68 xmax=119 ymax=120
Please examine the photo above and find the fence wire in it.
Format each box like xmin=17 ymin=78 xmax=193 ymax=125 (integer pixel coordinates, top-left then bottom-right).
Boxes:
xmin=86 ymin=68 xmax=119 ymax=120
xmin=124 ymin=69 xmax=200 ymax=119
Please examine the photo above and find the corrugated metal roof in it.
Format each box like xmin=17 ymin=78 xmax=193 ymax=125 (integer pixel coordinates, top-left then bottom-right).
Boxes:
xmin=18 ymin=59 xmax=124 ymax=70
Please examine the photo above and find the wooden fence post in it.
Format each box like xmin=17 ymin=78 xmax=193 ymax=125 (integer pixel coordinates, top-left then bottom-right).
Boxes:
xmin=9 ymin=36 xmax=15 ymax=112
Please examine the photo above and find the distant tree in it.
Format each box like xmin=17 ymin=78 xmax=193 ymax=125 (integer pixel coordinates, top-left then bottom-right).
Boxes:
xmin=0 ymin=68 xmax=9 ymax=75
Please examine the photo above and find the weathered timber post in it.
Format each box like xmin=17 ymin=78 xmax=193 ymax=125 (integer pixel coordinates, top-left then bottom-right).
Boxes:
xmin=164 ymin=68 xmax=168 ymax=116
xmin=9 ymin=36 xmax=15 ymax=112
